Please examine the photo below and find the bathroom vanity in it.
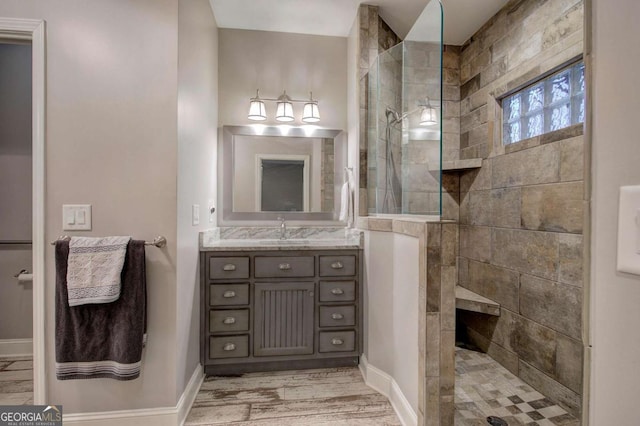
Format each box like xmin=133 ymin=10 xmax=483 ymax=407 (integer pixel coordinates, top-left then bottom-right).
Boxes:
xmin=199 ymin=229 xmax=362 ymax=375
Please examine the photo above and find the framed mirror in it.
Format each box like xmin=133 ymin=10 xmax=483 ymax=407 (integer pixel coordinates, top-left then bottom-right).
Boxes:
xmin=219 ymin=125 xmax=347 ymax=224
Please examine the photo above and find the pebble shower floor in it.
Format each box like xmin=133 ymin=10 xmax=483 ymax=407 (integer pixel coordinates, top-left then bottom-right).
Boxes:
xmin=455 ymin=347 xmax=579 ymax=426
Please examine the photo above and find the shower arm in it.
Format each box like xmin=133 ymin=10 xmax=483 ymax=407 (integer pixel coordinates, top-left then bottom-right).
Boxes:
xmin=386 ymin=101 xmax=439 ymax=125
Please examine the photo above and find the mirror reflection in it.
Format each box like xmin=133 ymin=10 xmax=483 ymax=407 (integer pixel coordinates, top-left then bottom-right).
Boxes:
xmin=232 ymin=135 xmax=334 ymax=213
xmin=220 ymin=126 xmax=345 ymax=223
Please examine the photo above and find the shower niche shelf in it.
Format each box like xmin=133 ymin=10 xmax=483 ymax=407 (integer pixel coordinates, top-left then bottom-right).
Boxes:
xmin=430 ymin=158 xmax=482 ymax=173
xmin=455 ymin=285 xmax=500 ymax=316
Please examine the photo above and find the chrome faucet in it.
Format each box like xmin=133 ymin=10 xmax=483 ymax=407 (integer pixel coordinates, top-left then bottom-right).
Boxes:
xmin=277 ymin=216 xmax=287 ymax=240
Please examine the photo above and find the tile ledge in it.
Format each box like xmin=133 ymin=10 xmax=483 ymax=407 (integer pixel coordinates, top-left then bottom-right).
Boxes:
xmin=455 ymin=285 xmax=501 ymax=316
xmin=357 ymin=216 xmax=458 ymax=240
xmin=431 ymin=158 xmax=483 ymax=172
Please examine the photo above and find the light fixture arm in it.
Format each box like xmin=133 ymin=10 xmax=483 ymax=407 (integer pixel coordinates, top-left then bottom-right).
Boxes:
xmin=255 ymin=96 xmax=317 ymax=103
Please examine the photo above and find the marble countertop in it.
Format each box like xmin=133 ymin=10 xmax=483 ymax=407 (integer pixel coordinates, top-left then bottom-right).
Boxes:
xmin=200 ymin=227 xmax=363 ymax=251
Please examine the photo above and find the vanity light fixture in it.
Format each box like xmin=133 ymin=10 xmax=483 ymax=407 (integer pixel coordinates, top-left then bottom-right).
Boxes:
xmin=302 ymin=92 xmax=320 ymax=123
xmin=248 ymin=90 xmax=267 ymax=121
xmin=419 ymin=98 xmax=438 ymax=126
xmin=275 ymin=91 xmax=295 ymax=122
xmin=247 ymin=89 xmax=321 ymax=123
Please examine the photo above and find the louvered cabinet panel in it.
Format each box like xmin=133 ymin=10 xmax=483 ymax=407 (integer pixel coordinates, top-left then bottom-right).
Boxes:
xmin=254 ymin=282 xmax=315 ymax=356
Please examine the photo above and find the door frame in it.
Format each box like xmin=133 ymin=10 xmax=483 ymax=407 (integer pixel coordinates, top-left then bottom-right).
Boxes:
xmin=0 ymin=17 xmax=46 ymax=404
xmin=255 ymin=154 xmax=310 ymax=212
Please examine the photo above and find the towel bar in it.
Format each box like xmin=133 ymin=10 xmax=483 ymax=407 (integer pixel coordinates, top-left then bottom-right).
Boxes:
xmin=50 ymin=235 xmax=167 ymax=248
xmin=0 ymin=240 xmax=32 ymax=245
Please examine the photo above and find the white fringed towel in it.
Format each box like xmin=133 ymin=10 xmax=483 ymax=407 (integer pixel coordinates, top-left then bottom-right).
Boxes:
xmin=66 ymin=236 xmax=131 ymax=306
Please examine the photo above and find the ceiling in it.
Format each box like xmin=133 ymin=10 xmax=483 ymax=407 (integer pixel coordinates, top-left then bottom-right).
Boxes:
xmin=208 ymin=0 xmax=509 ymax=45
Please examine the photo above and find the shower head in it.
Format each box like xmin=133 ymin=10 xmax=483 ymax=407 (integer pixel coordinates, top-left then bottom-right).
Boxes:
xmin=385 ymin=107 xmax=408 ymax=125
xmin=385 ymin=107 xmax=401 ymax=122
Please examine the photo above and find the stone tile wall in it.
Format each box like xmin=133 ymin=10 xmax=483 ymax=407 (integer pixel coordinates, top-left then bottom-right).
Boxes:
xmin=400 ymin=42 xmax=458 ymax=215
xmin=320 ymin=138 xmax=334 ymax=211
xmin=357 ymin=5 xmax=401 ymax=215
xmin=368 ymin=43 xmax=403 ymax=213
xmin=357 ymin=6 xmax=460 ymax=217
xmin=452 ymin=0 xmax=586 ymax=418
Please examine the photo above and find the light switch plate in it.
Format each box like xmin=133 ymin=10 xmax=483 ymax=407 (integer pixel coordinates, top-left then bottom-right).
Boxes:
xmin=617 ymin=186 xmax=640 ymax=275
xmin=62 ymin=204 xmax=92 ymax=231
xmin=192 ymin=204 xmax=200 ymax=226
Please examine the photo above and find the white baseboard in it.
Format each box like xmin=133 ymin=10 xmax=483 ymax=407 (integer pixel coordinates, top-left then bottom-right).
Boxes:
xmin=0 ymin=338 xmax=33 ymax=357
xmin=389 ymin=379 xmax=418 ymax=426
xmin=359 ymin=354 xmax=417 ymax=426
xmin=63 ymin=364 xmax=204 ymax=426
xmin=62 ymin=407 xmax=178 ymax=426
xmin=178 ymin=364 xmax=204 ymax=426
xmin=359 ymin=354 xmax=391 ymax=396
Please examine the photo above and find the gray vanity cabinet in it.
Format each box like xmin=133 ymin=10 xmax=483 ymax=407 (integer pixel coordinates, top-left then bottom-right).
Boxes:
xmin=200 ymin=249 xmax=362 ymax=375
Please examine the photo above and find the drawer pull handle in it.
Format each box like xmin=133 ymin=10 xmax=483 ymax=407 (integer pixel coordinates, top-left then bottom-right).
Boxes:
xmin=331 ymin=261 xmax=344 ymax=269
xmin=223 ymin=264 xmax=237 ymax=271
xmin=223 ymin=290 xmax=236 ymax=298
xmin=331 ymin=313 xmax=344 ymax=320
xmin=223 ymin=343 xmax=236 ymax=351
xmin=331 ymin=288 xmax=344 ymax=295
xmin=279 ymin=263 xmax=291 ymax=270
xmin=223 ymin=317 xmax=236 ymax=325
xmin=331 ymin=338 xmax=344 ymax=346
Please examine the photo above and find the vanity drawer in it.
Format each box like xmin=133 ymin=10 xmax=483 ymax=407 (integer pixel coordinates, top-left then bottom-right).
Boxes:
xmin=255 ymin=256 xmax=314 ymax=278
xmin=319 ymin=255 xmax=356 ymax=277
xmin=210 ymin=309 xmax=249 ymax=333
xmin=319 ymin=281 xmax=356 ymax=302
xmin=210 ymin=284 xmax=249 ymax=306
xmin=209 ymin=256 xmax=250 ymax=280
xmin=209 ymin=335 xmax=249 ymax=359
xmin=319 ymin=331 xmax=356 ymax=353
xmin=319 ymin=306 xmax=356 ymax=327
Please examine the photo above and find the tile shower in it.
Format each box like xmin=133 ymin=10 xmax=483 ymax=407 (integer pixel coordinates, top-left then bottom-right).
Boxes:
xmin=454 ymin=0 xmax=586 ymax=419
xmin=357 ymin=0 xmax=587 ymax=423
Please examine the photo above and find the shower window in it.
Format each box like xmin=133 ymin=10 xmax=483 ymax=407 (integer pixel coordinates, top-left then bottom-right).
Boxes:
xmin=502 ymin=60 xmax=585 ymax=145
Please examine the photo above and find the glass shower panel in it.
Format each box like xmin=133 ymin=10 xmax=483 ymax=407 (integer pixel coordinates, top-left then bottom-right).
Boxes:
xmin=401 ymin=38 xmax=442 ymax=216
xmin=367 ymin=0 xmax=443 ymax=216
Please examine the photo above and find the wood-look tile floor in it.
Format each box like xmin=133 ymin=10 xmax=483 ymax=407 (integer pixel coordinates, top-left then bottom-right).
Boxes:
xmin=185 ymin=367 xmax=401 ymax=425
xmin=0 ymin=356 xmax=33 ymax=405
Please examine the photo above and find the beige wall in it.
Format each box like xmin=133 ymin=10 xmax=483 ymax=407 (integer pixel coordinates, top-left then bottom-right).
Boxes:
xmin=0 ymin=0 xmax=180 ymax=412
xmin=590 ymin=0 xmax=640 ymax=422
xmin=177 ymin=0 xmax=218 ymax=401
xmin=363 ymin=230 xmax=419 ymax=413
xmin=232 ymin=136 xmax=322 ymax=212
xmin=391 ymin=233 xmax=419 ymax=413
xmin=218 ymin=28 xmax=347 ymax=130
xmin=363 ymin=230 xmax=395 ymax=372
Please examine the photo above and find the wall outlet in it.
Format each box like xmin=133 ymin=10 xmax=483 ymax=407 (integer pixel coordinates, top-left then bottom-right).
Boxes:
xmin=617 ymin=186 xmax=640 ymax=275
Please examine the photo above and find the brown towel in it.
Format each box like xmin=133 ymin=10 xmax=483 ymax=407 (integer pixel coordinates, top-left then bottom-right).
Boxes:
xmin=55 ymin=240 xmax=147 ymax=380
